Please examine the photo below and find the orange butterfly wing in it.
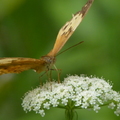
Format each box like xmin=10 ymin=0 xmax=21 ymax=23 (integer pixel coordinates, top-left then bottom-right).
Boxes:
xmin=0 ymin=58 xmax=46 ymax=75
xmin=47 ymin=0 xmax=94 ymax=57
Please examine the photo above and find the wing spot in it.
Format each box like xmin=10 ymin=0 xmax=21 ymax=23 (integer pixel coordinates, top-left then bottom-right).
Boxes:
xmin=62 ymin=27 xmax=73 ymax=38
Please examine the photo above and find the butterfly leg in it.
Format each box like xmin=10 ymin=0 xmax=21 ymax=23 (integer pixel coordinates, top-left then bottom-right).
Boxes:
xmin=49 ymin=69 xmax=53 ymax=82
xmin=53 ymin=64 xmax=61 ymax=83
xmin=39 ymin=71 xmax=48 ymax=85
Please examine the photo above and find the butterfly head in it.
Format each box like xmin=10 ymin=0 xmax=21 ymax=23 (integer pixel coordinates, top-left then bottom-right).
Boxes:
xmin=40 ymin=55 xmax=56 ymax=71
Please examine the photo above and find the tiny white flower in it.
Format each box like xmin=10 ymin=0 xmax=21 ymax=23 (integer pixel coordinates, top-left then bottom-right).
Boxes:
xmin=43 ymin=102 xmax=50 ymax=109
xmin=38 ymin=110 xmax=45 ymax=117
xmin=108 ymin=102 xmax=116 ymax=109
xmin=93 ymin=104 xmax=101 ymax=113
xmin=62 ymin=98 xmax=68 ymax=105
xmin=114 ymin=108 xmax=120 ymax=116
xmin=21 ymin=75 xmax=120 ymax=117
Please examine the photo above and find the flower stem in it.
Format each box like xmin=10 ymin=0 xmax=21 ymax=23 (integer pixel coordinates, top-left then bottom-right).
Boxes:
xmin=65 ymin=109 xmax=74 ymax=120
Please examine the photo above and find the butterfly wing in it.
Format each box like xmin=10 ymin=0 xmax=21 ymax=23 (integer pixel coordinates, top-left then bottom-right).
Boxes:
xmin=47 ymin=0 xmax=94 ymax=57
xmin=0 ymin=58 xmax=46 ymax=75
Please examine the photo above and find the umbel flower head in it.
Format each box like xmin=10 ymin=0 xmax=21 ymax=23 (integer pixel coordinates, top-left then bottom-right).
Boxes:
xmin=22 ymin=75 xmax=120 ymax=118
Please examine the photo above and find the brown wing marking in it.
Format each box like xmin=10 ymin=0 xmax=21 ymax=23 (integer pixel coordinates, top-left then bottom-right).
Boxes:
xmin=47 ymin=0 xmax=94 ymax=57
xmin=0 ymin=58 xmax=45 ymax=75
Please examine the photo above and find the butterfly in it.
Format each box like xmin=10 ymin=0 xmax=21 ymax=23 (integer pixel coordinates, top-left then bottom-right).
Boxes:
xmin=0 ymin=0 xmax=94 ymax=76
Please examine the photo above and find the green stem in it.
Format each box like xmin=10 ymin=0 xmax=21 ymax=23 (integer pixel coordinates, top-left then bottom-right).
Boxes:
xmin=65 ymin=109 xmax=74 ymax=120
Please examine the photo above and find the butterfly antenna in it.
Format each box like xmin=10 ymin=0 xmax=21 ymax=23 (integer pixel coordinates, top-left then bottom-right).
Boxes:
xmin=56 ymin=41 xmax=84 ymax=56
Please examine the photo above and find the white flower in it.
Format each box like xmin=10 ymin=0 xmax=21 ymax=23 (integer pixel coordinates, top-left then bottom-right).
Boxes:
xmin=21 ymin=75 xmax=120 ymax=117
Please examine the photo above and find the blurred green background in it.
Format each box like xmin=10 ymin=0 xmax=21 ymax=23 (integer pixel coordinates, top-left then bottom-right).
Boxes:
xmin=0 ymin=0 xmax=120 ymax=120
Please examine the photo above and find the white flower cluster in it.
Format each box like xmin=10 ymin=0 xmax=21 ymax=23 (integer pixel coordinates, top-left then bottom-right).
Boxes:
xmin=21 ymin=75 xmax=120 ymax=117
